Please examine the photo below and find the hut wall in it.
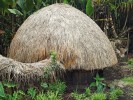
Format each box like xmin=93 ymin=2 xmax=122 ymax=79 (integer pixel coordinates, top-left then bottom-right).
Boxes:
xmin=62 ymin=70 xmax=99 ymax=92
xmin=129 ymin=31 xmax=133 ymax=54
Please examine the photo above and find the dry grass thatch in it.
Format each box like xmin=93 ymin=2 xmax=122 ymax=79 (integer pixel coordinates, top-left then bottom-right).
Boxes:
xmin=8 ymin=3 xmax=118 ymax=70
xmin=0 ymin=54 xmax=64 ymax=82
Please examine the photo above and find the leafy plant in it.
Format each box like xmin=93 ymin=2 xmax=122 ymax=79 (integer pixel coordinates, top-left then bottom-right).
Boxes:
xmin=43 ymin=51 xmax=58 ymax=78
xmin=91 ymin=93 xmax=106 ymax=100
xmin=49 ymin=80 xmax=66 ymax=94
xmin=3 ymin=81 xmax=18 ymax=95
xmin=7 ymin=90 xmax=25 ymax=100
xmin=36 ymin=91 xmax=61 ymax=100
xmin=63 ymin=0 xmax=69 ymax=4
xmin=8 ymin=9 xmax=23 ymax=16
xmin=41 ymin=82 xmax=48 ymax=90
xmin=27 ymin=88 xmax=36 ymax=99
xmin=121 ymin=77 xmax=133 ymax=85
xmin=128 ymin=59 xmax=133 ymax=65
xmin=85 ymin=87 xmax=91 ymax=97
xmin=86 ymin=0 xmax=94 ymax=16
xmin=90 ymin=73 xmax=106 ymax=92
xmin=50 ymin=51 xmax=57 ymax=64
xmin=71 ymin=92 xmax=86 ymax=100
xmin=3 ymin=81 xmax=17 ymax=88
xmin=0 ymin=81 xmax=25 ymax=100
xmin=109 ymin=88 xmax=123 ymax=100
xmin=36 ymin=92 xmax=46 ymax=100
xmin=0 ymin=82 xmax=6 ymax=99
xmin=46 ymin=91 xmax=61 ymax=100
xmin=71 ymin=87 xmax=91 ymax=100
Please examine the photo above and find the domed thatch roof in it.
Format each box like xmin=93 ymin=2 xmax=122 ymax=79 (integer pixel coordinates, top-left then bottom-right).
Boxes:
xmin=8 ymin=3 xmax=117 ymax=70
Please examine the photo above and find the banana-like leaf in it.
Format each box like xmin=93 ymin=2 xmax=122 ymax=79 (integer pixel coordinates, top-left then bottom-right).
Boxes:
xmin=17 ymin=0 xmax=25 ymax=10
xmin=8 ymin=9 xmax=23 ymax=16
xmin=86 ymin=0 xmax=94 ymax=16
xmin=63 ymin=0 xmax=69 ymax=4
xmin=0 ymin=82 xmax=6 ymax=98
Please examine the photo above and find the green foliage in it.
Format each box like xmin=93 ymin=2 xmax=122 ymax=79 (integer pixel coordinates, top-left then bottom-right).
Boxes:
xmin=71 ymin=92 xmax=86 ymax=100
xmin=0 ymin=82 xmax=25 ymax=100
xmin=7 ymin=92 xmax=18 ymax=100
xmin=85 ymin=87 xmax=91 ymax=97
xmin=109 ymin=88 xmax=123 ymax=100
xmin=7 ymin=90 xmax=25 ymax=100
xmin=0 ymin=82 xmax=6 ymax=99
xmin=50 ymin=51 xmax=57 ymax=64
xmin=121 ymin=77 xmax=133 ymax=85
xmin=71 ymin=87 xmax=91 ymax=100
xmin=3 ymin=81 xmax=17 ymax=88
xmin=46 ymin=91 xmax=61 ymax=100
xmin=43 ymin=51 xmax=60 ymax=79
xmin=41 ymin=82 xmax=48 ymax=90
xmin=36 ymin=91 xmax=61 ymax=100
xmin=90 ymin=73 xmax=106 ymax=93
xmin=91 ymin=93 xmax=106 ymax=100
xmin=128 ymin=59 xmax=133 ymax=65
xmin=86 ymin=0 xmax=94 ymax=16
xmin=8 ymin=9 xmax=23 ymax=16
xmin=63 ymin=0 xmax=69 ymax=4
xmin=27 ymin=88 xmax=36 ymax=99
xmin=48 ymin=80 xmax=66 ymax=94
xmin=0 ymin=79 xmax=66 ymax=100
xmin=0 ymin=78 xmax=124 ymax=100
xmin=36 ymin=93 xmax=46 ymax=100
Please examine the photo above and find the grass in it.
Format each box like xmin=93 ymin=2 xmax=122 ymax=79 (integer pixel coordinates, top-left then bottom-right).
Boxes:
xmin=129 ymin=91 xmax=133 ymax=96
xmin=121 ymin=77 xmax=133 ymax=85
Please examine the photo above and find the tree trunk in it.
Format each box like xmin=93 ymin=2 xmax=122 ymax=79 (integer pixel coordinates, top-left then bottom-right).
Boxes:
xmin=0 ymin=55 xmax=64 ymax=81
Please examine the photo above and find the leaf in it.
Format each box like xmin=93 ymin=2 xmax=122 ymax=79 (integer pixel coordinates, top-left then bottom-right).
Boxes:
xmin=0 ymin=0 xmax=6 ymax=8
xmin=25 ymin=0 xmax=34 ymax=12
xmin=63 ymin=0 xmax=68 ymax=4
xmin=0 ymin=82 xmax=6 ymax=98
xmin=41 ymin=82 xmax=48 ymax=89
xmin=18 ymin=90 xmax=25 ymax=95
xmin=3 ymin=81 xmax=17 ymax=88
xmin=8 ymin=9 xmax=23 ymax=16
xmin=27 ymin=88 xmax=36 ymax=99
xmin=17 ymin=0 xmax=25 ymax=10
xmin=96 ymin=81 xmax=99 ymax=86
xmin=109 ymin=3 xmax=117 ymax=11
xmin=12 ymin=92 xmax=18 ymax=100
xmin=97 ymin=84 xmax=104 ymax=93
xmin=85 ymin=87 xmax=91 ymax=96
xmin=86 ymin=0 xmax=94 ymax=16
xmin=99 ymin=78 xmax=104 ymax=81
xmin=90 ymin=82 xmax=96 ymax=87
xmin=36 ymin=0 xmax=43 ymax=5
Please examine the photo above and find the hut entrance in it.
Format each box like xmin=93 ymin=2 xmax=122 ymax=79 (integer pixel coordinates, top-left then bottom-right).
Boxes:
xmin=129 ymin=31 xmax=133 ymax=54
xmin=63 ymin=70 xmax=99 ymax=92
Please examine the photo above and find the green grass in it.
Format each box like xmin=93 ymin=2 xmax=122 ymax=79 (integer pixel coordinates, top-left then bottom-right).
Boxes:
xmin=121 ymin=77 xmax=133 ymax=85
xmin=129 ymin=92 xmax=133 ymax=96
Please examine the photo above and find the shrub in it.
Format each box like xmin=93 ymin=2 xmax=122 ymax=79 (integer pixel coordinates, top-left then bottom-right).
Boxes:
xmin=91 ymin=93 xmax=106 ymax=100
xmin=71 ymin=92 xmax=86 ymax=100
xmin=48 ymin=80 xmax=66 ymax=94
xmin=109 ymin=88 xmax=123 ymax=100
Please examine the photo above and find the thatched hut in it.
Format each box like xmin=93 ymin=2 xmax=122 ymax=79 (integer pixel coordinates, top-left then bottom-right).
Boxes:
xmin=7 ymin=4 xmax=118 ymax=85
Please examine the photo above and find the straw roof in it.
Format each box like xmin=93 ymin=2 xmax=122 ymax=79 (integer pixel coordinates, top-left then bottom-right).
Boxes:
xmin=8 ymin=3 xmax=118 ymax=70
xmin=0 ymin=54 xmax=64 ymax=81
